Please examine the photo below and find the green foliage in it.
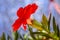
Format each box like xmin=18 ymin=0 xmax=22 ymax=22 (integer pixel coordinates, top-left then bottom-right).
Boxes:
xmin=28 ymin=26 xmax=37 ymax=40
xmin=42 ymin=14 xmax=48 ymax=27
xmin=41 ymin=14 xmax=49 ymax=32
xmin=13 ymin=31 xmax=23 ymax=40
xmin=14 ymin=31 xmax=19 ymax=40
xmin=0 ymin=14 xmax=60 ymax=40
xmin=7 ymin=35 xmax=11 ymax=40
xmin=30 ymin=20 xmax=43 ymax=31
xmin=1 ymin=33 xmax=6 ymax=40
xmin=53 ymin=16 xmax=58 ymax=34
xmin=28 ymin=14 xmax=60 ymax=40
xmin=48 ymin=13 xmax=51 ymax=32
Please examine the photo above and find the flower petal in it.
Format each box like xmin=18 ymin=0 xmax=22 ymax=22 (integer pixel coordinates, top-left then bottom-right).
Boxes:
xmin=17 ymin=7 xmax=23 ymax=17
xmin=24 ymin=3 xmax=38 ymax=19
xmin=23 ymin=24 xmax=26 ymax=30
xmin=12 ymin=18 xmax=22 ymax=31
xmin=27 ymin=18 xmax=32 ymax=24
xmin=30 ymin=3 xmax=38 ymax=14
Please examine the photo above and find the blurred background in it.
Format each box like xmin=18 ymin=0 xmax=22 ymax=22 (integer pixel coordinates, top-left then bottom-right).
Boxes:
xmin=0 ymin=0 xmax=60 ymax=39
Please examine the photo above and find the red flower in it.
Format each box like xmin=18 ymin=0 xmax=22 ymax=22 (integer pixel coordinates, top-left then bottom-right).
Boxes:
xmin=12 ymin=3 xmax=38 ymax=31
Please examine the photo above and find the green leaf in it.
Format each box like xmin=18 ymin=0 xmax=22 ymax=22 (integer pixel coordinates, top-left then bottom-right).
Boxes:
xmin=48 ymin=13 xmax=51 ymax=32
xmin=12 ymin=31 xmax=23 ymax=40
xmin=32 ymin=32 xmax=51 ymax=38
xmin=7 ymin=35 xmax=11 ymax=40
xmin=56 ymin=25 xmax=59 ymax=37
xmin=42 ymin=14 xmax=48 ymax=27
xmin=56 ymin=25 xmax=60 ymax=40
xmin=1 ymin=32 xmax=6 ymax=40
xmin=41 ymin=14 xmax=50 ymax=32
xmin=19 ymin=34 xmax=23 ymax=40
xmin=28 ymin=25 xmax=37 ymax=40
xmin=24 ymin=34 xmax=27 ymax=40
xmin=30 ymin=20 xmax=43 ymax=31
xmin=14 ymin=31 xmax=19 ymax=40
xmin=53 ymin=16 xmax=57 ymax=35
xmin=32 ymin=32 xmax=59 ymax=40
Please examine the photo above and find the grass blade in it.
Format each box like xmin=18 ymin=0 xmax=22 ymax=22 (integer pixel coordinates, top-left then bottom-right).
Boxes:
xmin=1 ymin=32 xmax=6 ymax=40
xmin=14 ymin=31 xmax=19 ymax=40
xmin=53 ymin=16 xmax=58 ymax=35
xmin=28 ymin=25 xmax=37 ymax=40
xmin=48 ymin=13 xmax=51 ymax=32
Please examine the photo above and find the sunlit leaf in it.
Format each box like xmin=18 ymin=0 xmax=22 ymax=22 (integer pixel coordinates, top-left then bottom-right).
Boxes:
xmin=42 ymin=14 xmax=48 ymax=27
xmin=32 ymin=32 xmax=51 ymax=38
xmin=24 ymin=34 xmax=27 ymax=40
xmin=30 ymin=20 xmax=43 ymax=31
xmin=41 ymin=14 xmax=50 ymax=32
